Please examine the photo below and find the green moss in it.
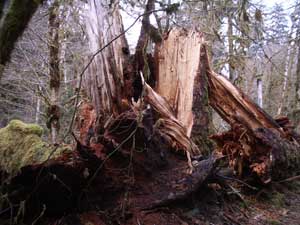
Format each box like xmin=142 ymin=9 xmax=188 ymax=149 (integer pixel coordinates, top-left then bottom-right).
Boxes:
xmin=265 ymin=219 xmax=282 ymax=225
xmin=0 ymin=120 xmax=70 ymax=177
xmin=270 ymin=192 xmax=285 ymax=208
xmin=8 ymin=120 xmax=43 ymax=136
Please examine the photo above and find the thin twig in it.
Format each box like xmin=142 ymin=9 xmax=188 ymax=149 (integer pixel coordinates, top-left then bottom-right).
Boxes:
xmin=277 ymin=175 xmax=300 ymax=183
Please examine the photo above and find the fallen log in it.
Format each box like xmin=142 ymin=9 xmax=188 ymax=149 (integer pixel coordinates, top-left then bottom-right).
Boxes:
xmin=199 ymin=44 xmax=300 ymax=183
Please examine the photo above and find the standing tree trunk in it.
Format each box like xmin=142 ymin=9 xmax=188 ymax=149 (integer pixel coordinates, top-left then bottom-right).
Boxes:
xmin=0 ymin=0 xmax=42 ymax=78
xmin=35 ymin=86 xmax=41 ymax=124
xmin=0 ymin=0 xmax=6 ymax=20
xmin=48 ymin=0 xmax=60 ymax=144
xmin=277 ymin=37 xmax=293 ymax=115
xmin=257 ymin=78 xmax=263 ymax=107
xmin=293 ymin=25 xmax=300 ymax=130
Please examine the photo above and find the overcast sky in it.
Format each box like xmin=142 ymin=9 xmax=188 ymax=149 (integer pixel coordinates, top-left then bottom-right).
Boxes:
xmin=260 ymin=0 xmax=293 ymax=8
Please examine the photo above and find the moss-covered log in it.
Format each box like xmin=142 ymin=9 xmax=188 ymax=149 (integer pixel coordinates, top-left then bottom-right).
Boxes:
xmin=0 ymin=120 xmax=103 ymax=222
xmin=0 ymin=120 xmax=69 ymax=178
xmin=0 ymin=0 xmax=42 ymax=77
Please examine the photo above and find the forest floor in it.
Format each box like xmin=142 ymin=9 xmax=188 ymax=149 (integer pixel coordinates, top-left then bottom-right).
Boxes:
xmin=158 ymin=180 xmax=300 ymax=225
xmin=101 ymin=181 xmax=299 ymax=225
xmin=53 ymin=174 xmax=300 ymax=225
xmin=2 ymin=116 xmax=300 ymax=225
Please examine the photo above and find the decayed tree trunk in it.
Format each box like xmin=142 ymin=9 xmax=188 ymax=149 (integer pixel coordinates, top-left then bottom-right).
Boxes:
xmin=47 ymin=0 xmax=60 ymax=144
xmin=83 ymin=0 xmax=206 ymax=163
xmin=199 ymin=45 xmax=300 ymax=183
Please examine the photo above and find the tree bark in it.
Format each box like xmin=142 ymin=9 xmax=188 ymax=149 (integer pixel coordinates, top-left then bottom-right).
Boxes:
xmin=48 ymin=0 xmax=60 ymax=144
xmin=293 ymin=25 xmax=300 ymax=130
xmin=277 ymin=37 xmax=293 ymax=115
xmin=84 ymin=0 xmax=130 ymax=120
xmin=227 ymin=7 xmax=236 ymax=82
xmin=0 ymin=0 xmax=42 ymax=77
xmin=0 ymin=0 xmax=6 ymax=20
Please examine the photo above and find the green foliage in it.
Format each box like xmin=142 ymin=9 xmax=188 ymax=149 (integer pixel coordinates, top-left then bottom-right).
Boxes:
xmin=165 ymin=3 xmax=180 ymax=15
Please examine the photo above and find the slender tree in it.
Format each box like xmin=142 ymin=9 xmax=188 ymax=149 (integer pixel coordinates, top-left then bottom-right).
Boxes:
xmin=47 ymin=0 xmax=61 ymax=144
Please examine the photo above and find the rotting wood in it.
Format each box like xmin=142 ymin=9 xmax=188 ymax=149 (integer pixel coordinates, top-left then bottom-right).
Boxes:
xmin=199 ymin=44 xmax=300 ymax=183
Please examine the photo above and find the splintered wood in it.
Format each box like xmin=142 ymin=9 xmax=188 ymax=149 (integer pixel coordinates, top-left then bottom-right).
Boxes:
xmin=143 ymin=82 xmax=200 ymax=156
xmin=104 ymin=29 xmax=204 ymax=166
xmin=139 ymin=29 xmax=208 ymax=158
xmin=155 ymin=29 xmax=204 ymax=136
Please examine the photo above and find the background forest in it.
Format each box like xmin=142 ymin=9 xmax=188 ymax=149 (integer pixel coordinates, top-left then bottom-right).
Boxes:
xmin=1 ymin=1 xmax=300 ymax=224
xmin=1 ymin=0 xmax=299 ymax=140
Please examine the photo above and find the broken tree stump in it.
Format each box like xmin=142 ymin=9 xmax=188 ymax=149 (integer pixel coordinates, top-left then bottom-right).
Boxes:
xmin=155 ymin=29 xmax=212 ymax=153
